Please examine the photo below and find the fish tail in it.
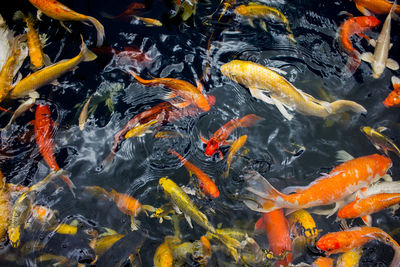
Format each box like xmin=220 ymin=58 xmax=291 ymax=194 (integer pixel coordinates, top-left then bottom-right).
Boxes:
xmin=391 ymin=245 xmax=400 ymax=267
xmin=128 ymin=70 xmax=153 ymax=85
xmin=86 ymin=16 xmax=105 ymax=47
xmin=329 ymin=100 xmax=367 ymax=115
xmin=60 ymin=174 xmax=76 ymax=198
xmin=345 ymin=50 xmax=361 ymax=74
xmin=141 ymin=204 xmax=156 ymax=214
xmin=168 ymin=149 xmax=186 ymax=163
xmin=243 ymin=170 xmax=285 ymax=213
xmin=79 ymin=35 xmax=97 ymax=62
xmin=239 ymin=114 xmax=263 ymax=127
xmin=208 ymin=231 xmax=240 ymax=262
xmin=100 ymin=152 xmax=115 ymax=172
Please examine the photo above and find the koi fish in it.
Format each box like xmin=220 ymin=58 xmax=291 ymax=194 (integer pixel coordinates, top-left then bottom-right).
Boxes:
xmin=234 ymin=3 xmax=295 ymax=42
xmin=254 ymin=209 xmax=292 ymax=266
xmin=0 ymin=14 xmax=12 ymax=70
xmin=92 ymin=232 xmax=125 ymax=257
xmin=223 ymin=134 xmax=247 ymax=177
xmin=0 ymin=170 xmax=10 ymax=242
xmin=338 ymin=193 xmax=400 ymax=226
xmin=353 ymin=0 xmax=400 ymax=16
xmin=361 ymin=126 xmax=400 ymax=158
xmin=91 ymin=46 xmax=152 ymax=63
xmin=124 ymin=119 xmax=159 ymax=139
xmin=169 ymin=149 xmax=219 ymax=198
xmin=13 ymin=11 xmax=48 ymax=69
xmin=361 ymin=1 xmax=399 ymax=79
xmin=220 ymin=60 xmax=367 ymax=121
xmin=79 ymin=95 xmax=93 ymax=131
xmin=243 ymin=153 xmax=392 ymax=214
xmin=338 ymin=15 xmax=380 ymax=73
xmin=129 ymin=71 xmax=210 ymax=111
xmin=102 ymin=2 xmax=146 ymax=21
xmin=154 ymin=236 xmax=175 ymax=267
xmin=316 ymin=227 xmax=400 ymax=267
xmin=30 ymin=204 xmax=57 ymax=225
xmin=34 ymin=104 xmax=76 ymax=196
xmin=27 ymin=0 xmax=105 ymax=46
xmin=383 ymin=76 xmax=400 ymax=108
xmin=9 ymin=36 xmax=97 ymax=99
xmin=201 ymin=114 xmax=262 ymax=159
xmin=336 ymin=248 xmax=363 ymax=267
xmin=158 ymin=177 xmax=241 ymax=261
xmin=288 ymin=209 xmax=319 ymax=239
xmin=50 ymin=220 xmax=78 ymax=235
xmin=133 ymin=16 xmax=162 ymax=27
xmin=312 ymin=257 xmax=334 ymax=267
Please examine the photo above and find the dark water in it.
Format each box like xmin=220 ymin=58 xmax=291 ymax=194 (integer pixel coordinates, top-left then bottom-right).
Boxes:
xmin=1 ymin=0 xmax=400 ymax=266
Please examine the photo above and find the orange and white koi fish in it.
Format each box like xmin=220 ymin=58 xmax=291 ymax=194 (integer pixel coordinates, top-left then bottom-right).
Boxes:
xmin=201 ymin=114 xmax=262 ymax=159
xmin=223 ymin=134 xmax=247 ymax=177
xmin=13 ymin=11 xmax=48 ymax=69
xmin=361 ymin=1 xmax=399 ymax=79
xmin=220 ymin=60 xmax=367 ymax=120
xmin=243 ymin=153 xmax=392 ymax=213
xmin=34 ymin=104 xmax=76 ymax=196
xmin=312 ymin=257 xmax=334 ymax=267
xmin=338 ymin=193 xmax=400 ymax=226
xmin=255 ymin=209 xmax=292 ymax=266
xmin=169 ymin=149 xmax=219 ymax=198
xmin=339 ymin=15 xmax=380 ymax=73
xmin=316 ymin=227 xmax=400 ymax=267
xmin=383 ymin=76 xmax=400 ymax=108
xmin=27 ymin=0 xmax=105 ymax=46
xmin=9 ymin=37 xmax=96 ymax=99
xmin=129 ymin=71 xmax=210 ymax=111
xmin=353 ymin=0 xmax=400 ymax=16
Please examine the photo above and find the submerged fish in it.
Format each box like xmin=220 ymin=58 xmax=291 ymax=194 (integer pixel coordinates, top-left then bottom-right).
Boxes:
xmin=153 ymin=236 xmax=176 ymax=267
xmin=129 ymin=71 xmax=210 ymax=111
xmin=353 ymin=0 xmax=400 ymax=15
xmin=383 ymin=76 xmax=400 ymax=108
xmin=124 ymin=119 xmax=158 ymax=139
xmin=169 ymin=149 xmax=220 ymax=198
xmin=28 ymin=0 xmax=105 ymax=46
xmin=336 ymin=248 xmax=363 ymax=267
xmin=10 ymin=37 xmax=97 ymax=99
xmin=316 ymin=227 xmax=400 ymax=267
xmin=201 ymin=114 xmax=262 ymax=159
xmin=361 ymin=126 xmax=400 ymax=158
xmin=0 ymin=170 xmax=10 ymax=243
xmin=79 ymin=95 xmax=93 ymax=131
xmin=220 ymin=60 xmax=367 ymax=121
xmin=338 ymin=15 xmax=380 ymax=73
xmin=361 ymin=1 xmax=399 ymax=79
xmin=133 ymin=16 xmax=162 ymax=27
xmin=234 ymin=3 xmax=295 ymax=42
xmin=243 ymin=153 xmax=392 ymax=213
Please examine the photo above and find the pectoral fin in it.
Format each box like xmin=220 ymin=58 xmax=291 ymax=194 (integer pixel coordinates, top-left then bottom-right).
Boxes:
xmin=360 ymin=52 xmax=374 ymax=63
xmin=248 ymin=19 xmax=255 ymax=28
xmin=171 ymin=100 xmax=191 ymax=109
xmin=268 ymin=67 xmax=287 ymax=75
xmin=259 ymin=20 xmax=268 ymax=32
xmin=270 ymin=96 xmax=294 ymax=121
xmin=184 ymin=214 xmax=193 ymax=228
xmin=249 ymin=87 xmax=273 ymax=104
xmin=368 ymin=39 xmax=376 ymax=47
xmin=386 ymin=58 xmax=399 ymax=71
xmin=361 ymin=215 xmax=372 ymax=226
xmin=336 ymin=150 xmax=354 ymax=162
xmin=355 ymin=3 xmax=373 ymax=16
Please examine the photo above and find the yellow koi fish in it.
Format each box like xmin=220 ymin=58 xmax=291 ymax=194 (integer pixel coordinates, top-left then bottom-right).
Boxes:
xmin=336 ymin=248 xmax=363 ymax=267
xmin=223 ymin=134 xmax=247 ymax=178
xmin=220 ymin=60 xmax=367 ymax=121
xmin=0 ymin=170 xmax=10 ymax=242
xmin=9 ymin=36 xmax=97 ymax=99
xmin=134 ymin=16 xmax=163 ymax=27
xmin=78 ymin=95 xmax=93 ymax=131
xmin=159 ymin=177 xmax=241 ymax=261
xmin=234 ymin=3 xmax=296 ymax=42
xmin=361 ymin=126 xmax=400 ymax=158
xmin=28 ymin=0 xmax=105 ymax=46
xmin=125 ymin=119 xmax=159 ymax=139
xmin=14 ymin=11 xmax=48 ymax=69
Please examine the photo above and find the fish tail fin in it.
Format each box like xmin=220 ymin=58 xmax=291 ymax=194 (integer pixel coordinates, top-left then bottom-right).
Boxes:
xmin=239 ymin=114 xmax=263 ymax=127
xmin=128 ymin=70 xmax=152 ymax=85
xmin=86 ymin=16 xmax=105 ymax=47
xmin=329 ymin=100 xmax=367 ymax=115
xmin=243 ymin=170 xmax=285 ymax=213
xmin=168 ymin=149 xmax=186 ymax=163
xmin=79 ymin=35 xmax=97 ymax=62
xmin=254 ymin=216 xmax=265 ymax=231
xmin=208 ymin=231 xmax=240 ymax=262
xmin=60 ymin=174 xmax=76 ymax=198
xmin=345 ymin=50 xmax=361 ymax=74
xmin=141 ymin=204 xmax=156 ymax=214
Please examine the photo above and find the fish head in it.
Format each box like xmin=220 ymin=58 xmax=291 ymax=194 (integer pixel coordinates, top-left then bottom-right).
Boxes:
xmin=233 ymin=5 xmax=249 ymax=16
xmin=205 ymin=138 xmax=219 ymax=156
xmin=360 ymin=126 xmax=373 ymax=136
xmin=195 ymin=95 xmax=211 ymax=112
xmin=383 ymin=89 xmax=400 ymax=108
xmin=316 ymin=234 xmax=341 ymax=254
xmin=375 ymin=154 xmax=392 ymax=175
xmin=363 ymin=16 xmax=381 ymax=28
xmin=220 ymin=61 xmax=242 ymax=81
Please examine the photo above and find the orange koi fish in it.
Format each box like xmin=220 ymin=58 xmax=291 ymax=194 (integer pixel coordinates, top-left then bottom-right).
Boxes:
xmin=255 ymin=209 xmax=292 ymax=266
xmin=34 ymin=104 xmax=75 ymax=196
xmin=312 ymin=257 xmax=334 ymax=267
xmin=383 ymin=76 xmax=400 ymax=108
xmin=338 ymin=193 xmax=400 ymax=226
xmin=129 ymin=71 xmax=210 ymax=112
xmin=28 ymin=0 xmax=105 ymax=46
xmin=0 ymin=170 xmax=10 ymax=241
xmin=316 ymin=227 xmax=400 ymax=267
xmin=91 ymin=46 xmax=152 ymax=63
xmin=244 ymin=154 xmax=392 ymax=213
xmin=108 ymin=2 xmax=146 ymax=21
xmin=201 ymin=114 xmax=262 ymax=159
xmin=169 ymin=149 xmax=219 ymax=198
xmin=339 ymin=15 xmax=380 ymax=73
xmin=353 ymin=0 xmax=400 ymax=15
